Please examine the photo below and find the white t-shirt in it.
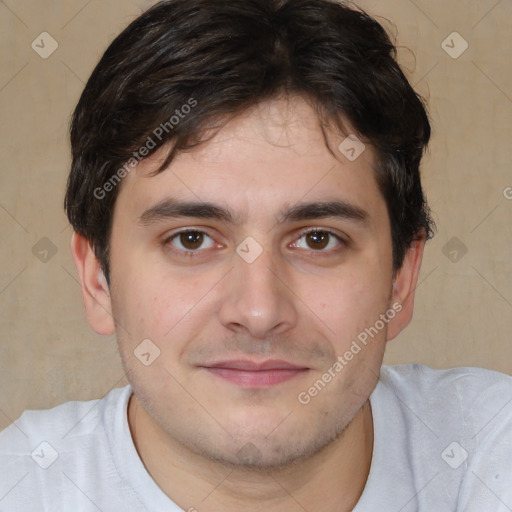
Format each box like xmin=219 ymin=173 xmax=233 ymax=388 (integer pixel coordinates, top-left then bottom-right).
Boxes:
xmin=1 ymin=364 xmax=511 ymax=511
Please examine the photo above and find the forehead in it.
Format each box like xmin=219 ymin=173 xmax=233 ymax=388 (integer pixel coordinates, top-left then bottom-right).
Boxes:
xmin=115 ymin=96 xmax=384 ymax=223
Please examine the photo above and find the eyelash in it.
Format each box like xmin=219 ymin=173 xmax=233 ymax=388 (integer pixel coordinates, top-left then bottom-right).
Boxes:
xmin=163 ymin=228 xmax=347 ymax=259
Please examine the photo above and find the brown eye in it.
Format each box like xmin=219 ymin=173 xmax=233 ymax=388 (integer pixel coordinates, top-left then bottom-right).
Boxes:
xmin=305 ymin=231 xmax=330 ymax=250
xmin=180 ymin=231 xmax=203 ymax=250
xmin=293 ymin=229 xmax=343 ymax=252
xmin=168 ymin=230 xmax=215 ymax=252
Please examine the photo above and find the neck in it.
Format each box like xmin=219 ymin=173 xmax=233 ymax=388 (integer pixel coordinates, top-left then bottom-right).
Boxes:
xmin=128 ymin=396 xmax=374 ymax=512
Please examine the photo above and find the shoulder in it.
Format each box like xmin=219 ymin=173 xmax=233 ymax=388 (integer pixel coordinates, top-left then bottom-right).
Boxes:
xmin=372 ymin=364 xmax=512 ymax=509
xmin=0 ymin=386 xmax=134 ymax=510
xmin=0 ymin=385 xmax=131 ymax=455
xmin=380 ymin=363 xmax=512 ymax=402
xmin=378 ymin=363 xmax=512 ymax=438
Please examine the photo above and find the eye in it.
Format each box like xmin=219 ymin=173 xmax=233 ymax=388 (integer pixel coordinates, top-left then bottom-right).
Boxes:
xmin=166 ymin=230 xmax=215 ymax=253
xmin=164 ymin=228 xmax=346 ymax=258
xmin=292 ymin=229 xmax=344 ymax=252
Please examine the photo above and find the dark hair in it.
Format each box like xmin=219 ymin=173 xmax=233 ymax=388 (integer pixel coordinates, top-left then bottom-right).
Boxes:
xmin=64 ymin=0 xmax=434 ymax=286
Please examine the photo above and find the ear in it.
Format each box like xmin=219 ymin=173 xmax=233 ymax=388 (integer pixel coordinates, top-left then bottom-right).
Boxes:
xmin=70 ymin=232 xmax=116 ymax=335
xmin=386 ymin=234 xmax=426 ymax=341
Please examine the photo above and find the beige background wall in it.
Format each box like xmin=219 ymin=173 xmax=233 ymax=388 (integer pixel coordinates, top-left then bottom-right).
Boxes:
xmin=0 ymin=0 xmax=511 ymax=430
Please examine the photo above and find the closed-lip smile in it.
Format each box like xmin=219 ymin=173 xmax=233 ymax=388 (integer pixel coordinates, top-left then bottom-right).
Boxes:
xmin=201 ymin=359 xmax=309 ymax=388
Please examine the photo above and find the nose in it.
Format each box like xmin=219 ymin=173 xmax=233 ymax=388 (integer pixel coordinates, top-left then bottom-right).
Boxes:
xmin=217 ymin=241 xmax=299 ymax=340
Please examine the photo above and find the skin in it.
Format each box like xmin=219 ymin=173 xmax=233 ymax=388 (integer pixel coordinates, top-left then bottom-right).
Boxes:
xmin=72 ymin=95 xmax=425 ymax=511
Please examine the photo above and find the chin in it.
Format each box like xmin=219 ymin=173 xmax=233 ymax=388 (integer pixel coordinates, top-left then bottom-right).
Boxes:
xmin=186 ymin=415 xmax=348 ymax=473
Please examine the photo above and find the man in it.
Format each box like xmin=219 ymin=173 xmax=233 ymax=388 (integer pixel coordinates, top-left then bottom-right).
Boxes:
xmin=1 ymin=0 xmax=511 ymax=510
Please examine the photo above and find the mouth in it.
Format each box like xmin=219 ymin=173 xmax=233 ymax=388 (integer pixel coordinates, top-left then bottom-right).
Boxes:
xmin=200 ymin=359 xmax=310 ymax=388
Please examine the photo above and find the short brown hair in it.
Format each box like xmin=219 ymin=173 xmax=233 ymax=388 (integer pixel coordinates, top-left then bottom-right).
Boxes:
xmin=64 ymin=0 xmax=434 ymax=285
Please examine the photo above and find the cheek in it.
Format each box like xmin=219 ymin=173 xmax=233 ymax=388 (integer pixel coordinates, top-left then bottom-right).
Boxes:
xmin=299 ymin=264 xmax=392 ymax=347
xmin=112 ymin=266 xmax=223 ymax=355
xmin=110 ymin=273 xmax=177 ymax=347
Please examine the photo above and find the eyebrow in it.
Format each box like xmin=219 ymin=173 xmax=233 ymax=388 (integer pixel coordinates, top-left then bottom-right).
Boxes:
xmin=138 ymin=197 xmax=370 ymax=227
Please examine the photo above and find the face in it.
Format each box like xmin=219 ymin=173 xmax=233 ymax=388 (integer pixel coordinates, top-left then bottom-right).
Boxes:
xmin=76 ymin=96 xmax=422 ymax=470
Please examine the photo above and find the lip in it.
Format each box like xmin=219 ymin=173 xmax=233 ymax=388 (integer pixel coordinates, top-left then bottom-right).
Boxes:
xmin=201 ymin=359 xmax=309 ymax=388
